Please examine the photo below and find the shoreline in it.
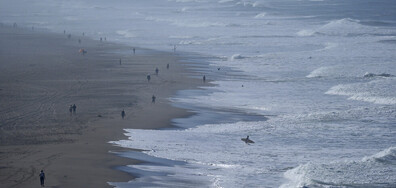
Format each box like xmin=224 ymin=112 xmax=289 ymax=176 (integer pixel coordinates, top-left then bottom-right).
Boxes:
xmin=0 ymin=25 xmax=205 ymax=187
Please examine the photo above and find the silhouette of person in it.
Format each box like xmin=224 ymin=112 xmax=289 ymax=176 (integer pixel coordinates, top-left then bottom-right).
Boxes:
xmin=69 ymin=105 xmax=73 ymax=115
xmin=121 ymin=110 xmax=126 ymax=119
xmin=147 ymin=74 xmax=151 ymax=82
xmin=155 ymin=67 xmax=159 ymax=75
xmin=203 ymin=75 xmax=206 ymax=83
xmin=166 ymin=63 xmax=169 ymax=69
xmin=119 ymin=58 xmax=122 ymax=65
xmin=152 ymin=95 xmax=156 ymax=103
xmin=133 ymin=48 xmax=135 ymax=55
xmin=72 ymin=104 xmax=76 ymax=114
xmin=39 ymin=170 xmax=45 ymax=187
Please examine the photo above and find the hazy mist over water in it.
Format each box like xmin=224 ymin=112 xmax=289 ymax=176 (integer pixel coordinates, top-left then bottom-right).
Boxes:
xmin=2 ymin=0 xmax=396 ymax=187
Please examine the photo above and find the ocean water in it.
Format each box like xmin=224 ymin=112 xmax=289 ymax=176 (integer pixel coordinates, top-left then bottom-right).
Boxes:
xmin=1 ymin=0 xmax=395 ymax=187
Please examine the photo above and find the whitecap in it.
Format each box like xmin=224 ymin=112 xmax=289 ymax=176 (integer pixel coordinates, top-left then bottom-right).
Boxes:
xmin=254 ymin=12 xmax=267 ymax=19
xmin=229 ymin=54 xmax=245 ymax=60
xmin=281 ymin=147 xmax=396 ymax=188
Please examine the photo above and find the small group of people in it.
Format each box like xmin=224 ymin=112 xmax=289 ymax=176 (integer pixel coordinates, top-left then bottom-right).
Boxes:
xmin=69 ymin=104 xmax=77 ymax=115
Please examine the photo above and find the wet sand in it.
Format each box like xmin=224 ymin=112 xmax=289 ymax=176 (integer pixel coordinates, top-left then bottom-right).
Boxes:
xmin=0 ymin=26 xmax=203 ymax=187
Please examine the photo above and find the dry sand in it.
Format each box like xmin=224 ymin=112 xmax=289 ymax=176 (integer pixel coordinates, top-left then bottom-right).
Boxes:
xmin=0 ymin=26 xmax=204 ymax=187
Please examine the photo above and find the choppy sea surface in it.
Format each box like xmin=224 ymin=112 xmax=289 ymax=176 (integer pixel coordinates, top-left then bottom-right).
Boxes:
xmin=1 ymin=0 xmax=395 ymax=187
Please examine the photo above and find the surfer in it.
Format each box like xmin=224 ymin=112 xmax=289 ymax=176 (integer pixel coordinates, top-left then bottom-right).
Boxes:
xmin=242 ymin=135 xmax=254 ymax=144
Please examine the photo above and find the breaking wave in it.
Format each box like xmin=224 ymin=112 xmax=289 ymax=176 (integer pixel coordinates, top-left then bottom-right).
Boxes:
xmin=297 ymin=18 xmax=391 ymax=37
xmin=326 ymin=79 xmax=396 ymax=105
xmin=281 ymin=147 xmax=396 ymax=188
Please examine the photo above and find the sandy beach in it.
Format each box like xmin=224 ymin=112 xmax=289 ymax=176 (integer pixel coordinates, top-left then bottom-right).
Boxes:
xmin=0 ymin=26 xmax=203 ymax=187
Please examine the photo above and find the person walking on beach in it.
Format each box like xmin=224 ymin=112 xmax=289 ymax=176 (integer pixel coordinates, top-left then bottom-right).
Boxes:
xmin=119 ymin=58 xmax=122 ymax=65
xmin=133 ymin=48 xmax=136 ymax=55
xmin=147 ymin=74 xmax=151 ymax=82
xmin=39 ymin=170 xmax=45 ymax=187
xmin=152 ymin=95 xmax=156 ymax=103
xmin=72 ymin=104 xmax=77 ymax=114
xmin=69 ymin=105 xmax=73 ymax=115
xmin=155 ymin=67 xmax=159 ymax=75
xmin=121 ymin=109 xmax=126 ymax=119
xmin=166 ymin=63 xmax=169 ymax=69
xmin=203 ymin=75 xmax=206 ymax=83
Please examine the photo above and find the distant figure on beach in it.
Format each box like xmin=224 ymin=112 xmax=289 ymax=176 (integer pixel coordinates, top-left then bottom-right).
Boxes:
xmin=166 ymin=63 xmax=169 ymax=69
xmin=155 ymin=67 xmax=159 ymax=75
xmin=218 ymin=68 xmax=221 ymax=71
xmin=39 ymin=170 xmax=45 ymax=187
xmin=203 ymin=75 xmax=206 ymax=83
xmin=121 ymin=109 xmax=126 ymax=119
xmin=147 ymin=74 xmax=151 ymax=82
xmin=119 ymin=58 xmax=122 ymax=65
xmin=133 ymin=48 xmax=136 ymax=55
xmin=69 ymin=105 xmax=73 ymax=115
xmin=152 ymin=95 xmax=156 ymax=103
xmin=79 ymin=49 xmax=87 ymax=55
xmin=72 ymin=104 xmax=77 ymax=114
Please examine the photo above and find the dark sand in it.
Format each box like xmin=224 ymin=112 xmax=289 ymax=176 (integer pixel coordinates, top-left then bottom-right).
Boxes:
xmin=0 ymin=26 xmax=203 ymax=187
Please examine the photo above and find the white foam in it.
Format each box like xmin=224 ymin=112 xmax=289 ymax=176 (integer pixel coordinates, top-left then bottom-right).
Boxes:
xmin=326 ymin=79 xmax=396 ymax=105
xmin=306 ymin=66 xmax=333 ymax=78
xmin=282 ymin=147 xmax=396 ymax=188
xmin=229 ymin=54 xmax=245 ymax=60
xmin=254 ymin=12 xmax=267 ymax=19
xmin=297 ymin=18 xmax=391 ymax=37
